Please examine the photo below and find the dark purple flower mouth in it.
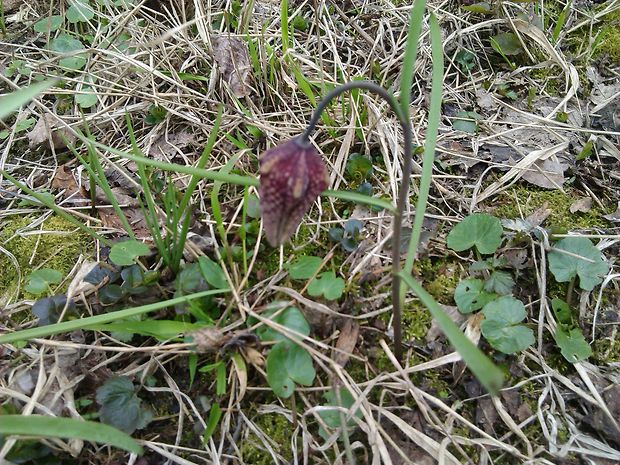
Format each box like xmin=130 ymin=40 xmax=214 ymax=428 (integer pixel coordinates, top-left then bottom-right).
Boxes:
xmin=258 ymin=137 xmax=329 ymax=246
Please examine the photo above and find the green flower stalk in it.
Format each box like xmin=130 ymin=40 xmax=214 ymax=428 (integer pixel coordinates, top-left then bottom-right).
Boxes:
xmin=258 ymin=81 xmax=413 ymax=360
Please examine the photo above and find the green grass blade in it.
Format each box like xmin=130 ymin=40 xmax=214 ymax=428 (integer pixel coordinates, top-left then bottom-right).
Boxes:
xmin=0 ymin=415 xmax=142 ymax=455
xmin=403 ymin=13 xmax=443 ymax=274
xmin=399 ymin=0 xmax=426 ymax=118
xmin=323 ymin=189 xmax=395 ymax=212
xmin=399 ymin=272 xmax=503 ymax=393
xmin=0 ymin=289 xmax=228 ymax=344
xmin=0 ymin=79 xmax=58 ymax=120
xmin=280 ymin=0 xmax=289 ymax=52
xmin=178 ymin=107 xmax=223 ymax=214
xmin=0 ymin=168 xmax=110 ymax=246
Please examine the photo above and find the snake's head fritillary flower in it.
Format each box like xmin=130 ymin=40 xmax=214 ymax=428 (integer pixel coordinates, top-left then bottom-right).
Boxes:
xmin=259 ymin=137 xmax=329 ymax=246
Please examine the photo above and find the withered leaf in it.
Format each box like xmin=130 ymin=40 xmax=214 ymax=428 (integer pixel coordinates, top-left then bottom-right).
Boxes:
xmin=28 ymin=114 xmax=76 ymax=150
xmin=212 ymin=35 xmax=252 ymax=98
xmin=569 ymin=197 xmax=593 ymax=213
xmin=333 ymin=320 xmax=360 ymax=368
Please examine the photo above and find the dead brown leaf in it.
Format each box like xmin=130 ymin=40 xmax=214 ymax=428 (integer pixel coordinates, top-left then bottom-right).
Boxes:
xmin=28 ymin=114 xmax=76 ymax=150
xmin=212 ymin=35 xmax=252 ymax=98
xmin=569 ymin=197 xmax=593 ymax=213
xmin=148 ymin=130 xmax=195 ymax=161
xmin=525 ymin=201 xmax=552 ymax=228
xmin=520 ymin=156 xmax=568 ymax=189
xmin=333 ymin=320 xmax=359 ymax=368
xmin=51 ymin=164 xmax=81 ymax=198
xmin=3 ymin=0 xmax=22 ymax=12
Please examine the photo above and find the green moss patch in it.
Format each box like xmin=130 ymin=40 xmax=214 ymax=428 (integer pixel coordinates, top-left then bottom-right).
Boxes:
xmin=0 ymin=214 xmax=92 ymax=303
xmin=492 ymin=187 xmax=611 ymax=230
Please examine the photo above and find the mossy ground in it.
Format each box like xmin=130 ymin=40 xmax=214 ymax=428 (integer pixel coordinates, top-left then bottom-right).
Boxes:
xmin=0 ymin=214 xmax=92 ymax=303
xmin=492 ymin=186 xmax=612 ymax=230
xmin=239 ymin=412 xmax=295 ymax=465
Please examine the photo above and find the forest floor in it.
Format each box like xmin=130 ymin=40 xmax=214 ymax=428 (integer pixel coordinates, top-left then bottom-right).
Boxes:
xmin=1 ymin=0 xmax=620 ymax=464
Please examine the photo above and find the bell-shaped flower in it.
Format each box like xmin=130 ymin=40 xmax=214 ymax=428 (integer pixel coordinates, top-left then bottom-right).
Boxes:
xmin=258 ymin=137 xmax=329 ymax=246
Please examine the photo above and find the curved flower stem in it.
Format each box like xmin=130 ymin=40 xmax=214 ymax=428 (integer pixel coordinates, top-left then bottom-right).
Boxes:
xmin=302 ymin=80 xmax=413 ymax=362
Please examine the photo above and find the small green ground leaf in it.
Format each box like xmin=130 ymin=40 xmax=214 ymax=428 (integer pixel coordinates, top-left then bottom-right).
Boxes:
xmin=490 ymin=32 xmax=523 ymax=56
xmin=25 ymin=268 xmax=63 ymax=294
xmin=554 ymin=327 xmax=591 ymax=363
xmin=318 ymin=387 xmax=362 ymax=440
xmin=288 ymin=255 xmax=323 ymax=280
xmin=484 ymin=270 xmax=514 ymax=295
xmin=198 ymin=256 xmax=227 ymax=289
xmin=447 ymin=213 xmax=503 ymax=254
xmin=67 ymin=0 xmax=95 ymax=23
xmin=96 ymin=377 xmax=152 ymax=434
xmin=75 ymin=86 xmax=98 ymax=108
xmin=257 ymin=306 xmax=310 ymax=342
xmin=462 ymin=2 xmax=493 ymax=14
xmin=548 ymin=237 xmax=609 ymax=290
xmin=452 ymin=111 xmax=482 ymax=133
xmin=551 ymin=298 xmax=572 ymax=325
xmin=34 ymin=15 xmax=63 ymax=33
xmin=109 ymin=240 xmax=150 ymax=266
xmin=266 ymin=341 xmax=315 ymax=398
xmin=481 ymin=296 xmax=534 ymax=354
xmin=203 ymin=403 xmax=222 ymax=441
xmin=307 ymin=271 xmax=345 ymax=300
xmin=0 ymin=415 xmax=142 ymax=455
xmin=48 ymin=34 xmax=87 ymax=70
xmin=399 ymin=273 xmax=504 ymax=393
xmin=454 ymin=278 xmax=497 ymax=313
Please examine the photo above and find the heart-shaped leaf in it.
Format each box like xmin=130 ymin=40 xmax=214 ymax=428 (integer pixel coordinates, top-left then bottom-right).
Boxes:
xmin=266 ymin=341 xmax=316 ymax=398
xmin=48 ymin=34 xmax=87 ymax=70
xmin=25 ymin=268 xmax=63 ymax=294
xmin=454 ymin=278 xmax=497 ymax=314
xmin=484 ymin=270 xmax=514 ymax=295
xmin=554 ymin=326 xmax=591 ymax=363
xmin=198 ymin=256 xmax=228 ymax=289
xmin=548 ymin=237 xmax=609 ymax=291
xmin=256 ymin=305 xmax=310 ymax=342
xmin=96 ymin=377 xmax=152 ymax=434
xmin=447 ymin=213 xmax=503 ymax=255
xmin=307 ymin=271 xmax=345 ymax=300
xmin=67 ymin=0 xmax=95 ymax=23
xmin=33 ymin=15 xmax=63 ymax=33
xmin=481 ymin=296 xmax=534 ymax=354
xmin=109 ymin=240 xmax=150 ymax=266
xmin=288 ymin=255 xmax=322 ymax=280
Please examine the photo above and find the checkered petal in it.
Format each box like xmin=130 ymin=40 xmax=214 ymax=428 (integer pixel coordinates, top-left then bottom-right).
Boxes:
xmin=258 ymin=138 xmax=329 ymax=246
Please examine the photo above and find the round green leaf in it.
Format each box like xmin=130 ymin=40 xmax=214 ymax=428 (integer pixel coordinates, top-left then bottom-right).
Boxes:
xmin=481 ymin=296 xmax=534 ymax=354
xmin=454 ymin=278 xmax=497 ymax=313
xmin=554 ymin=327 xmax=591 ymax=363
xmin=490 ymin=32 xmax=523 ymax=56
xmin=447 ymin=213 xmax=503 ymax=254
xmin=257 ymin=306 xmax=310 ymax=342
xmin=198 ymin=256 xmax=228 ymax=289
xmin=48 ymin=34 xmax=86 ymax=70
xmin=75 ymin=86 xmax=98 ymax=108
xmin=25 ymin=268 xmax=63 ymax=294
xmin=288 ymin=255 xmax=322 ymax=280
xmin=34 ymin=15 xmax=64 ymax=33
xmin=109 ymin=240 xmax=150 ymax=266
xmin=307 ymin=271 xmax=345 ymax=300
xmin=67 ymin=0 xmax=95 ymax=23
xmin=548 ymin=237 xmax=609 ymax=291
xmin=266 ymin=341 xmax=315 ymax=398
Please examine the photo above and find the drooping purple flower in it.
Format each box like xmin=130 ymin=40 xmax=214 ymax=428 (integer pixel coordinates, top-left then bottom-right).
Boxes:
xmin=258 ymin=137 xmax=329 ymax=246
